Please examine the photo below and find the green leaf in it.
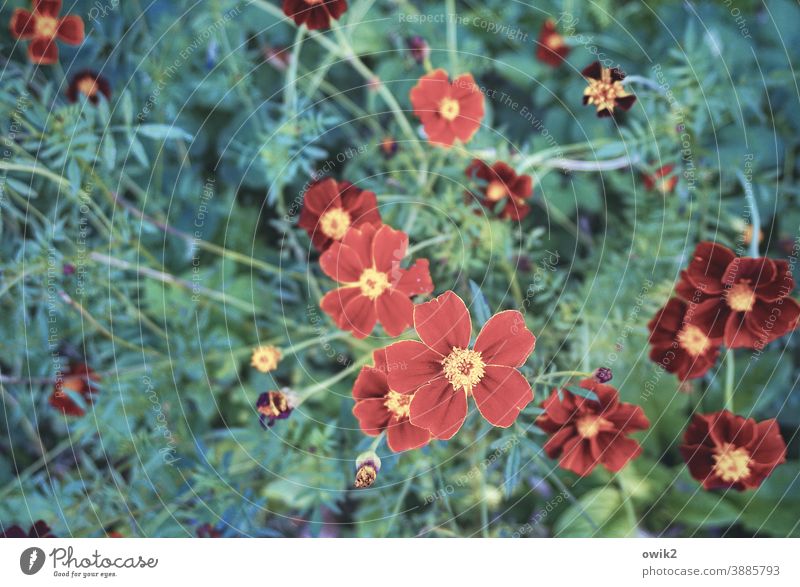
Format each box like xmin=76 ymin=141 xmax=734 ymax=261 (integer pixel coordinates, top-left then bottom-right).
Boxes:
xmin=136 ymin=124 xmax=193 ymax=142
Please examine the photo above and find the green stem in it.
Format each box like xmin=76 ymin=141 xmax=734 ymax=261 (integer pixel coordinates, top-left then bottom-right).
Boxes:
xmin=736 ymin=168 xmax=761 ymax=258
xmin=445 ymin=0 xmax=458 ymax=74
xmin=724 ymin=349 xmax=735 ymax=412
xmin=532 ymin=452 xmax=599 ymax=532
xmin=616 ymin=476 xmax=638 ymax=537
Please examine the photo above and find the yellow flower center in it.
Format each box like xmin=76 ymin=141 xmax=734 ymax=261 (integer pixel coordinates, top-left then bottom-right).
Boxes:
xmin=251 ymin=345 xmax=281 ymax=373
xmin=726 ymin=282 xmax=756 ymax=312
xmin=712 ymin=443 xmax=751 ymax=483
xmin=486 ymin=180 xmax=508 ymax=202
xmin=583 ymin=68 xmax=631 ymax=113
xmin=439 ymin=97 xmax=461 ymax=121
xmin=575 ymin=415 xmax=610 ymax=439
xmin=384 ymin=390 xmax=412 ymax=420
xmin=319 ymin=208 xmax=352 ymax=240
xmin=357 ymin=268 xmax=390 ymax=300
xmin=34 ymin=15 xmax=58 ymax=39
xmin=441 ymin=347 xmax=485 ymax=393
xmin=545 ymin=33 xmax=565 ymax=50
xmin=677 ymin=324 xmax=712 ymax=357
xmin=77 ymin=77 xmax=99 ymax=98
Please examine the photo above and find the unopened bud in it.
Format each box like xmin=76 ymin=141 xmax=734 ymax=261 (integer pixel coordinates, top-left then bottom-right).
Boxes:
xmin=354 ymin=451 xmax=381 ymax=489
xmin=594 ymin=367 xmax=613 ymax=383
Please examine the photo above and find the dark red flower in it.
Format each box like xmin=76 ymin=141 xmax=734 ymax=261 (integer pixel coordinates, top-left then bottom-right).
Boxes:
xmin=352 ymin=349 xmax=430 ymax=452
xmin=384 ymin=291 xmax=536 ymax=439
xmin=581 ymin=61 xmax=636 ymax=117
xmin=196 ymin=523 xmax=223 ymax=538
xmin=298 ymin=178 xmax=381 ymax=252
xmin=256 ymin=390 xmax=293 ymax=428
xmin=410 ymin=69 xmax=485 ymax=148
xmin=680 ymin=410 xmax=787 ymax=491
xmin=406 ymin=36 xmax=430 ymax=65
xmin=535 ymin=378 xmax=650 ymax=477
xmin=50 ymin=362 xmax=99 ymax=416
xmin=536 ymin=19 xmax=570 ymax=67
xmin=643 ymin=164 xmax=677 ymax=193
xmin=320 ymin=223 xmax=433 ymax=338
xmin=675 ymin=242 xmax=800 ymax=350
xmin=648 ymin=298 xmax=721 ymax=381
xmin=1 ymin=520 xmax=55 ymax=538
xmin=10 ymin=1 xmax=84 ymax=65
xmin=465 ymin=159 xmax=533 ymax=220
xmin=282 ymin=0 xmax=347 ymax=31
xmin=66 ymin=70 xmax=112 ymax=104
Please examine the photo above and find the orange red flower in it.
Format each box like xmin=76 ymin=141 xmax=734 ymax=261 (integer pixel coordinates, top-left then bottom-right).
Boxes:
xmin=465 ymin=159 xmax=534 ymax=220
xmin=675 ymin=242 xmax=800 ymax=350
xmin=66 ymin=70 xmax=112 ymax=104
xmin=298 ymin=178 xmax=381 ymax=252
xmin=535 ymin=378 xmax=649 ymax=477
xmin=50 ymin=362 xmax=99 ymax=416
xmin=251 ymin=345 xmax=281 ymax=373
xmin=410 ymin=69 xmax=485 ymax=147
xmin=282 ymin=0 xmax=347 ymax=31
xmin=648 ymin=298 xmax=721 ymax=381
xmin=383 ymin=291 xmax=535 ymax=439
xmin=581 ymin=61 xmax=636 ymax=117
xmin=352 ymin=349 xmax=430 ymax=452
xmin=320 ymin=223 xmax=433 ymax=338
xmin=10 ymin=1 xmax=84 ymax=65
xmin=536 ymin=19 xmax=570 ymax=67
xmin=680 ymin=410 xmax=786 ymax=491
xmin=643 ymin=164 xmax=677 ymax=194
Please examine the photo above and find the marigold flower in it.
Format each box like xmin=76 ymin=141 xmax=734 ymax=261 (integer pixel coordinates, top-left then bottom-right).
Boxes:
xmin=354 ymin=451 xmax=381 ymax=489
xmin=647 ymin=297 xmax=721 ymax=381
xmin=320 ymin=223 xmax=433 ymax=338
xmin=66 ymin=70 xmax=112 ymax=104
xmin=250 ymin=344 xmax=281 ymax=373
xmin=50 ymin=362 xmax=99 ymax=416
xmin=298 ymin=178 xmax=381 ymax=252
xmin=535 ymin=378 xmax=650 ymax=477
xmin=352 ymin=349 xmax=430 ymax=452
xmin=384 ymin=291 xmax=536 ymax=439
xmin=0 ymin=520 xmax=55 ymax=538
xmin=256 ymin=390 xmax=293 ymax=428
xmin=675 ymin=242 xmax=800 ymax=349
xmin=465 ymin=159 xmax=533 ymax=220
xmin=643 ymin=164 xmax=677 ymax=194
xmin=680 ymin=410 xmax=787 ymax=491
xmin=10 ymin=1 xmax=85 ymax=65
xmin=410 ymin=69 xmax=485 ymax=148
xmin=581 ymin=61 xmax=636 ymax=117
xmin=536 ymin=19 xmax=570 ymax=67
xmin=282 ymin=0 xmax=347 ymax=31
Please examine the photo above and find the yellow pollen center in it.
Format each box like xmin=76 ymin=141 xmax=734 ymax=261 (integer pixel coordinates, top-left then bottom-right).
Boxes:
xmin=439 ymin=97 xmax=461 ymax=121
xmin=34 ymin=15 xmax=58 ymax=38
xmin=486 ymin=181 xmax=508 ymax=202
xmin=357 ymin=268 xmax=390 ymax=300
xmin=319 ymin=208 xmax=351 ymax=240
xmin=677 ymin=324 xmax=712 ymax=357
xmin=575 ymin=415 xmax=610 ymax=439
xmin=546 ymin=34 xmax=565 ymax=50
xmin=441 ymin=347 xmax=485 ymax=393
xmin=712 ymin=443 xmax=751 ymax=483
xmin=251 ymin=346 xmax=281 ymax=372
xmin=77 ymin=77 xmax=99 ymax=98
xmin=726 ymin=282 xmax=756 ymax=312
xmin=583 ymin=69 xmax=630 ymax=113
xmin=384 ymin=390 xmax=412 ymax=420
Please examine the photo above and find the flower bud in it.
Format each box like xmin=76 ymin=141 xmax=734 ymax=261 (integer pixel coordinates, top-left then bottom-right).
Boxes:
xmin=406 ymin=36 xmax=430 ymax=65
xmin=354 ymin=451 xmax=381 ymax=489
xmin=594 ymin=367 xmax=613 ymax=383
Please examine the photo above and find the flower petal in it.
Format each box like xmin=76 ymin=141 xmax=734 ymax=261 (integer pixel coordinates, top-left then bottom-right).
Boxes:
xmin=28 ymin=38 xmax=59 ymax=65
xmin=319 ymin=241 xmax=365 ymax=283
xmin=352 ymin=366 xmax=389 ymax=401
xmin=408 ymin=377 xmax=466 ymax=440
xmin=376 ymin=288 xmax=414 ymax=337
xmin=386 ymin=419 xmax=431 ymax=452
xmin=472 ymin=365 xmax=532 ymax=427
xmin=413 ymin=291 xmax=471 ymax=354
xmin=57 ymin=15 xmax=84 ymax=45
xmin=35 ymin=0 xmax=62 ymax=17
xmin=474 ymin=310 xmax=535 ymax=367
xmin=385 ymin=340 xmax=443 ymax=393
xmin=10 ymin=9 xmax=36 ymax=39
xmin=372 ymin=224 xmax=408 ymax=273
xmin=394 ymin=259 xmax=433 ymax=296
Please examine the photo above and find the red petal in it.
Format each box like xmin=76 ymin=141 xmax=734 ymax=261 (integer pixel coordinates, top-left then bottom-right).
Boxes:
xmin=10 ymin=9 xmax=36 ymax=39
xmin=340 ymin=294 xmax=377 ymax=338
xmin=599 ymin=436 xmax=642 ymax=472
xmin=57 ymin=15 xmax=84 ymax=45
xmin=685 ymin=241 xmax=736 ymax=295
xmin=28 ymin=37 xmax=58 ymax=64
xmin=319 ymin=241 xmax=365 ymax=283
xmin=352 ymin=366 xmax=389 ymax=400
xmin=386 ymin=419 xmax=431 ymax=452
xmin=558 ymin=435 xmax=597 ymax=477
xmin=35 ymin=0 xmax=62 ymax=17
xmin=395 ymin=259 xmax=433 ymax=296
xmin=472 ymin=365 xmax=532 ymax=427
xmin=353 ymin=398 xmax=389 ymax=435
xmin=413 ymin=291 xmax=471 ymax=355
xmin=320 ymin=286 xmax=361 ymax=329
xmin=376 ymin=288 xmax=414 ymax=337
xmin=384 ymin=340 xmax=443 ymax=393
xmin=474 ymin=310 xmax=535 ymax=367
xmin=408 ymin=377 xmax=466 ymax=440
xmin=372 ymin=224 xmax=408 ymax=273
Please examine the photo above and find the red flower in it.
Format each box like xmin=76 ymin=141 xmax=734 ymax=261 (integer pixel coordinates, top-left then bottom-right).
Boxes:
xmin=648 ymin=297 xmax=721 ymax=381
xmin=320 ymin=223 xmax=433 ymax=338
xmin=535 ymin=378 xmax=649 ymax=477
xmin=465 ymin=159 xmax=533 ymax=220
xmin=10 ymin=1 xmax=85 ymax=65
xmin=383 ymin=291 xmax=536 ymax=439
xmin=680 ymin=410 xmax=787 ymax=491
xmin=0 ymin=520 xmax=55 ymax=538
xmin=282 ymin=0 xmax=347 ymax=31
xmin=581 ymin=61 xmax=636 ymax=117
xmin=643 ymin=164 xmax=677 ymax=194
xmin=50 ymin=362 xmax=99 ymax=416
xmin=675 ymin=242 xmax=800 ymax=349
xmin=536 ymin=19 xmax=570 ymax=67
xmin=66 ymin=70 xmax=112 ymax=104
xmin=352 ymin=349 xmax=430 ymax=452
xmin=410 ymin=69 xmax=485 ymax=148
xmin=298 ymin=178 xmax=381 ymax=252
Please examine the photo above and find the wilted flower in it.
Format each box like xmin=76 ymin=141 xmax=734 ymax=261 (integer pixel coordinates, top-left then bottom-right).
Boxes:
xmin=256 ymin=390 xmax=293 ymax=428
xmin=465 ymin=159 xmax=534 ymax=220
xmin=251 ymin=345 xmax=281 ymax=373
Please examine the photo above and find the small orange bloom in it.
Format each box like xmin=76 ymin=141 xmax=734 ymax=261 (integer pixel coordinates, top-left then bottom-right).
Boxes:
xmin=536 ymin=19 xmax=570 ymax=67
xmin=10 ymin=1 xmax=85 ymax=65
xmin=410 ymin=69 xmax=485 ymax=147
xmin=581 ymin=61 xmax=636 ymax=117
xmin=50 ymin=362 xmax=99 ymax=416
xmin=643 ymin=164 xmax=677 ymax=194
xmin=251 ymin=345 xmax=281 ymax=373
